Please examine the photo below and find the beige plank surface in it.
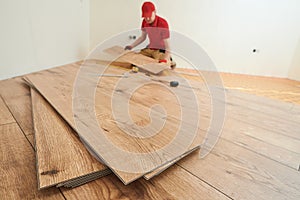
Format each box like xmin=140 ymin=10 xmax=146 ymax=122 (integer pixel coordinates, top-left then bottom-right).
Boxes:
xmin=0 ymin=97 xmax=14 ymax=125
xmin=25 ymin=63 xmax=203 ymax=184
xmin=221 ymin=118 xmax=300 ymax=170
xmin=179 ymin=140 xmax=300 ymax=200
xmin=0 ymin=77 xmax=29 ymax=98
xmin=103 ymin=46 xmax=169 ymax=74
xmin=31 ymin=89 xmax=108 ymax=189
xmin=0 ymin=123 xmax=63 ymax=199
xmin=225 ymin=99 xmax=300 ymax=140
xmin=62 ymin=165 xmax=229 ymax=200
xmin=0 ymin=77 xmax=34 ymax=139
xmin=144 ymin=146 xmax=200 ymax=180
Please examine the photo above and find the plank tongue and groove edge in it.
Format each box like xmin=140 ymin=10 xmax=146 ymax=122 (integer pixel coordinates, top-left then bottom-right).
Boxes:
xmin=101 ymin=45 xmax=169 ymax=74
xmin=31 ymin=88 xmax=110 ymax=189
xmin=24 ymin=62 xmax=203 ymax=184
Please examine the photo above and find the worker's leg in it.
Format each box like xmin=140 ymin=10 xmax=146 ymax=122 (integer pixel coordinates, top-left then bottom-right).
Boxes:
xmin=139 ymin=48 xmax=154 ymax=58
xmin=151 ymin=50 xmax=165 ymax=60
xmin=153 ymin=50 xmax=177 ymax=69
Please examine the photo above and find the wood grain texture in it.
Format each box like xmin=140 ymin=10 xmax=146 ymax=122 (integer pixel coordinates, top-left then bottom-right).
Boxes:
xmin=0 ymin=97 xmax=14 ymax=125
xmin=25 ymin=63 xmax=203 ymax=184
xmin=103 ymin=46 xmax=169 ymax=74
xmin=31 ymin=89 xmax=108 ymax=189
xmin=221 ymin=117 xmax=300 ymax=170
xmin=224 ymin=96 xmax=300 ymax=140
xmin=62 ymin=165 xmax=229 ymax=200
xmin=0 ymin=77 xmax=34 ymax=140
xmin=0 ymin=77 xmax=29 ymax=98
xmin=178 ymin=140 xmax=300 ymax=200
xmin=0 ymin=123 xmax=63 ymax=199
xmin=144 ymin=146 xmax=200 ymax=180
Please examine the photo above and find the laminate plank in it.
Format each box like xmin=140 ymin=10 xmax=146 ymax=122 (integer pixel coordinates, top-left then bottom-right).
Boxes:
xmin=178 ymin=139 xmax=300 ymax=200
xmin=31 ymin=89 xmax=108 ymax=189
xmin=61 ymin=165 xmax=230 ymax=200
xmin=0 ymin=77 xmax=34 ymax=138
xmin=223 ymin=91 xmax=300 ymax=139
xmin=25 ymin=63 xmax=203 ymax=184
xmin=0 ymin=77 xmax=29 ymax=98
xmin=187 ymin=80 xmax=300 ymax=140
xmin=183 ymin=84 xmax=300 ymax=170
xmin=226 ymin=89 xmax=300 ymax=121
xmin=4 ymin=95 xmax=34 ymax=136
xmin=149 ymin=165 xmax=230 ymax=200
xmin=0 ymin=123 xmax=63 ymax=199
xmin=0 ymin=97 xmax=14 ymax=125
xmin=103 ymin=46 xmax=169 ymax=74
xmin=226 ymin=101 xmax=300 ymax=140
xmin=144 ymin=146 xmax=201 ymax=180
xmin=94 ymin=78 xmax=206 ymax=180
xmin=221 ymin=118 xmax=300 ymax=170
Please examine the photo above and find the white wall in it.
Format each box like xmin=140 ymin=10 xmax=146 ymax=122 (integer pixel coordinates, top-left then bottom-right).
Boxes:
xmin=90 ymin=0 xmax=300 ymax=78
xmin=1 ymin=0 xmax=299 ymax=80
xmin=159 ymin=0 xmax=300 ymax=77
xmin=0 ymin=0 xmax=89 ymax=80
xmin=288 ymin=37 xmax=300 ymax=81
xmin=89 ymin=0 xmax=140 ymax=51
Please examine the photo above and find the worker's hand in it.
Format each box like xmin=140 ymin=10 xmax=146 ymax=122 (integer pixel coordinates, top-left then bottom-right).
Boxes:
xmin=124 ymin=45 xmax=133 ymax=50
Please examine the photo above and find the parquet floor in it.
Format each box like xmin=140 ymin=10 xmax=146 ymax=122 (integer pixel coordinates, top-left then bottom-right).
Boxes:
xmin=1 ymin=65 xmax=300 ymax=200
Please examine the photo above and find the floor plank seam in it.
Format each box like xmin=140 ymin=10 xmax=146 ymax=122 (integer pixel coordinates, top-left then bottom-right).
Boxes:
xmin=58 ymin=188 xmax=67 ymax=200
xmin=176 ymin=164 xmax=234 ymax=200
xmin=1 ymin=96 xmax=35 ymax=150
xmin=230 ymin=116 xmax=300 ymax=141
xmin=221 ymin=137 xmax=300 ymax=171
xmin=107 ymin=175 xmax=129 ymax=199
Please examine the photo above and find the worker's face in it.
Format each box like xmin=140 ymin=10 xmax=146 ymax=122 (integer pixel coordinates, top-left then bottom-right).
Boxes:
xmin=144 ymin=11 xmax=156 ymax=24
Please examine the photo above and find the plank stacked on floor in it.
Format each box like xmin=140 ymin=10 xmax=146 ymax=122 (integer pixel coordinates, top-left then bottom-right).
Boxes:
xmin=98 ymin=45 xmax=169 ymax=74
xmin=31 ymin=88 xmax=111 ymax=189
xmin=1 ymin=63 xmax=300 ymax=199
xmin=0 ymin=75 xmax=229 ymax=199
xmin=24 ymin=60 xmax=204 ymax=184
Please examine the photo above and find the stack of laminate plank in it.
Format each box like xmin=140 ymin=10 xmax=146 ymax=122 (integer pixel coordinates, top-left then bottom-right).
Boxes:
xmin=23 ymin=46 xmax=207 ymax=189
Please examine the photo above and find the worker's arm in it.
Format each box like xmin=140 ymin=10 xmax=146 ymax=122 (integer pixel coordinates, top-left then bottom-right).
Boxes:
xmin=125 ymin=31 xmax=147 ymax=50
xmin=163 ymin=38 xmax=171 ymax=61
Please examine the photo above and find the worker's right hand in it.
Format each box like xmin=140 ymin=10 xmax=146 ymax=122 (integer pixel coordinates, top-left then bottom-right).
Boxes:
xmin=124 ymin=45 xmax=133 ymax=50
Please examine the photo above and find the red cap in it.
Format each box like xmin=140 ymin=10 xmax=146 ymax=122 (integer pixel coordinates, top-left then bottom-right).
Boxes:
xmin=142 ymin=2 xmax=155 ymax=18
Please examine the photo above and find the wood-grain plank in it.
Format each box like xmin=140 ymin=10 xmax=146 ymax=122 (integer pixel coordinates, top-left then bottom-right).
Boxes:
xmin=224 ymin=97 xmax=300 ymax=140
xmin=221 ymin=117 xmax=300 ymax=170
xmin=144 ymin=146 xmax=201 ymax=180
xmin=0 ymin=77 xmax=29 ymax=98
xmin=0 ymin=123 xmax=63 ymax=199
xmin=149 ymin=165 xmax=230 ymax=200
xmin=25 ymin=62 xmax=203 ymax=184
xmin=0 ymin=77 xmax=34 ymax=140
xmin=178 ymin=140 xmax=300 ymax=200
xmin=102 ymin=46 xmax=169 ymax=74
xmin=31 ymin=88 xmax=108 ymax=189
xmin=61 ymin=165 xmax=230 ymax=200
xmin=0 ymin=97 xmax=14 ymax=125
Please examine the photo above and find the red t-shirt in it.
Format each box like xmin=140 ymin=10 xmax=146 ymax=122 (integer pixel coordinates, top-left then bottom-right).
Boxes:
xmin=141 ymin=15 xmax=170 ymax=50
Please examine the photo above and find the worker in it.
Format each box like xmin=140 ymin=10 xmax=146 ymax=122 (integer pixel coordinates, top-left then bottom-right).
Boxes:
xmin=125 ymin=1 xmax=176 ymax=69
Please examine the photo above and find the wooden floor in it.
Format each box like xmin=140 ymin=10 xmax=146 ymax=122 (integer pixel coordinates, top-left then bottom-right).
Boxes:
xmin=1 ymin=65 xmax=300 ymax=199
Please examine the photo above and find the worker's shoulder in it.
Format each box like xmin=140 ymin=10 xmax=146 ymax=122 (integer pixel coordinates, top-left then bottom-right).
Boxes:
xmin=156 ymin=15 xmax=169 ymax=27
